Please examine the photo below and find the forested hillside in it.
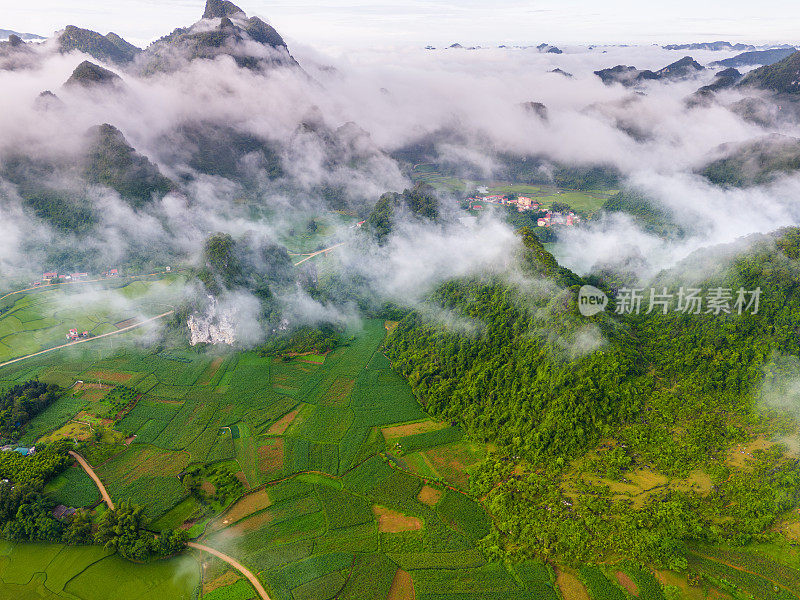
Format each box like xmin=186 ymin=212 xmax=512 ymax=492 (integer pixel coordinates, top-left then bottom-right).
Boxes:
xmin=385 ymin=226 xmax=800 ymax=567
xmin=385 ymin=229 xmax=646 ymax=460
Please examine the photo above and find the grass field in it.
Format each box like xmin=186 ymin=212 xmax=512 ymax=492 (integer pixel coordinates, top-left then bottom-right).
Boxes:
xmin=0 ymin=542 xmax=200 ymax=599
xmin=0 ymin=278 xmax=185 ymax=364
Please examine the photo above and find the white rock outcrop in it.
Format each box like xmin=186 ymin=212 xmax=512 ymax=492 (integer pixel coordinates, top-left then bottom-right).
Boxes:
xmin=188 ymin=295 xmax=237 ymax=345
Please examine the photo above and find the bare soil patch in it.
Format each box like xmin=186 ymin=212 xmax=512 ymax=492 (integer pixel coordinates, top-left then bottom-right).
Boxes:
xmin=387 ymin=568 xmax=415 ymax=600
xmin=727 ymin=438 xmax=776 ymax=469
xmin=216 ymin=488 xmax=272 ymax=530
xmin=114 ymin=318 xmax=140 ymax=330
xmin=83 ymin=370 xmax=133 ymax=383
xmin=417 ymin=485 xmax=442 ymax=507
xmin=230 ymin=509 xmax=275 ymax=533
xmin=382 ymin=420 xmax=446 ymax=441
xmin=372 ymin=505 xmax=422 ymax=533
xmin=258 ymin=438 xmax=284 ymax=474
xmin=203 ymin=569 xmax=241 ymax=594
xmin=556 ymin=569 xmax=591 ymax=600
xmin=615 ymin=571 xmax=638 ymax=596
xmin=267 ymin=409 xmax=300 ymax=435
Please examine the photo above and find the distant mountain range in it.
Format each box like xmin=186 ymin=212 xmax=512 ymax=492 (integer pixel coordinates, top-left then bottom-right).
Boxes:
xmin=663 ymin=41 xmax=756 ymax=52
xmin=436 ymin=42 xmax=563 ymax=53
xmin=595 ymin=56 xmax=704 ymax=86
xmin=0 ymin=29 xmax=44 ymax=41
xmin=711 ymin=48 xmax=797 ymax=68
xmin=0 ymin=0 xmax=299 ymax=74
xmin=740 ymin=51 xmax=800 ymax=95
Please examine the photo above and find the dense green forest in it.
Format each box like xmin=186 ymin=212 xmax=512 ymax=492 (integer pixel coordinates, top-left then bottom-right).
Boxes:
xmin=0 ymin=381 xmax=62 ymax=440
xmin=601 ymin=191 xmax=686 ymax=239
xmin=366 ymin=182 xmax=440 ymax=243
xmin=700 ymin=135 xmax=800 ymax=187
xmin=385 ymin=225 xmax=800 ymax=567
xmin=386 ymin=229 xmax=644 ymax=460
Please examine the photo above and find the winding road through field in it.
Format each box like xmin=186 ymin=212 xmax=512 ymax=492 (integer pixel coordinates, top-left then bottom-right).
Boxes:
xmin=71 ymin=449 xmax=270 ymax=599
xmin=0 ymin=310 xmax=175 ymax=370
xmin=68 ymin=451 xmax=115 ymax=510
xmin=188 ymin=542 xmax=271 ymax=600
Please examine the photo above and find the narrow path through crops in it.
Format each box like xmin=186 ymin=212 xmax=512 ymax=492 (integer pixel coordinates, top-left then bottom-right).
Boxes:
xmin=188 ymin=542 xmax=271 ymax=600
xmin=68 ymin=450 xmax=115 ymax=510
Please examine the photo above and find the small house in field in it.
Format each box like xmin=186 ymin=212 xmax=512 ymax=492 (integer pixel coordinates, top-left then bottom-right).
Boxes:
xmin=108 ymin=268 xmax=119 ymax=277
xmin=42 ymin=272 xmax=57 ymax=281
xmin=67 ymin=329 xmax=79 ymax=340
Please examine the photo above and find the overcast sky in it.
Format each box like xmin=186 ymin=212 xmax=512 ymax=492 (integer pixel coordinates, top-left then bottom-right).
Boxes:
xmin=4 ymin=0 xmax=799 ymax=49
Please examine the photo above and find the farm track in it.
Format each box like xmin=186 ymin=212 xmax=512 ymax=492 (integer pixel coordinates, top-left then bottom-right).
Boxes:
xmin=0 ymin=310 xmax=175 ymax=369
xmin=69 ymin=450 xmax=115 ymax=510
xmin=292 ymin=243 xmax=345 ymax=266
xmin=188 ymin=542 xmax=271 ymax=600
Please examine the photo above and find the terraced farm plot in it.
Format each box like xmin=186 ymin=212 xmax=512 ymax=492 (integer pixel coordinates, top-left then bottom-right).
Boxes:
xmin=18 ymin=394 xmax=89 ymax=445
xmin=257 ymin=437 xmax=284 ymax=476
xmin=579 ymin=566 xmax=627 ymax=600
xmin=82 ymin=370 xmax=135 ymax=384
xmin=95 ymin=445 xmax=190 ymax=517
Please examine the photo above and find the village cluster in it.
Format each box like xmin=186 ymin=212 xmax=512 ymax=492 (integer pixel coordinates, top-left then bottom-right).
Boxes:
xmin=466 ymin=194 xmax=581 ymax=226
xmin=66 ymin=328 xmax=91 ymax=341
xmin=36 ymin=268 xmax=119 ymax=286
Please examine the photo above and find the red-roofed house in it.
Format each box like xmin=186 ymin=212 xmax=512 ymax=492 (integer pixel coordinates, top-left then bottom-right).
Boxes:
xmin=43 ymin=272 xmax=57 ymax=281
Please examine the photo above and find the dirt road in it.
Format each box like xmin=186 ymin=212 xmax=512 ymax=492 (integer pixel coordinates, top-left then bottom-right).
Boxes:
xmin=0 ymin=310 xmax=174 ymax=370
xmin=293 ymin=243 xmax=344 ymax=266
xmin=67 ymin=452 xmax=269 ymax=600
xmin=68 ymin=451 xmax=115 ymax=510
xmin=188 ymin=542 xmax=270 ymax=600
